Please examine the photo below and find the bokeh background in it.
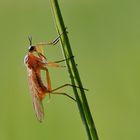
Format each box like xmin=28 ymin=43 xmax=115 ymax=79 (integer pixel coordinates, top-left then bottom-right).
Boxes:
xmin=0 ymin=0 xmax=140 ymax=140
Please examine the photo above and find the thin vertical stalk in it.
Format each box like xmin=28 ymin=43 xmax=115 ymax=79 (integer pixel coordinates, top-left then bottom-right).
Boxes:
xmin=49 ymin=1 xmax=99 ymax=140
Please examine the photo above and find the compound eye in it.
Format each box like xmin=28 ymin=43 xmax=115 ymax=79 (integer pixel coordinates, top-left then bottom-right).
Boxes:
xmin=28 ymin=46 xmax=35 ymax=52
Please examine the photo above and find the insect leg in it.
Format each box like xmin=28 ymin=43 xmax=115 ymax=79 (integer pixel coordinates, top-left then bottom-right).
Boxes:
xmin=45 ymin=68 xmax=52 ymax=99
xmin=37 ymin=27 xmax=67 ymax=46
xmin=51 ymin=27 xmax=68 ymax=45
xmin=52 ymin=56 xmax=78 ymax=67
xmin=50 ymin=91 xmax=76 ymax=102
xmin=45 ymin=68 xmax=52 ymax=91
xmin=51 ymin=84 xmax=88 ymax=92
xmin=53 ymin=56 xmax=74 ymax=63
xmin=46 ymin=56 xmax=75 ymax=67
xmin=47 ymin=62 xmax=66 ymax=68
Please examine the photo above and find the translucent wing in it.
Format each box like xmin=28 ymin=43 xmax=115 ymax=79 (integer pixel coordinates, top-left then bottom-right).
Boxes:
xmin=27 ymin=68 xmax=44 ymax=122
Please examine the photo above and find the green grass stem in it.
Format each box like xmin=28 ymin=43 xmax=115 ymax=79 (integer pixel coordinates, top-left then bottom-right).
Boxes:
xmin=49 ymin=1 xmax=99 ymax=140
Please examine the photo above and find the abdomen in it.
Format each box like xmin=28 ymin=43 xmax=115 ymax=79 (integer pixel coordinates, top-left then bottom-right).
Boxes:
xmin=32 ymin=70 xmax=47 ymax=100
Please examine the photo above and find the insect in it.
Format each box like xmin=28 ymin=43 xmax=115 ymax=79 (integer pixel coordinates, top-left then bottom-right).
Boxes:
xmin=24 ymin=31 xmax=88 ymax=122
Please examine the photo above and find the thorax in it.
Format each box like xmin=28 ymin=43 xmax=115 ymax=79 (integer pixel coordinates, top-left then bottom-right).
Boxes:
xmin=24 ymin=53 xmax=41 ymax=70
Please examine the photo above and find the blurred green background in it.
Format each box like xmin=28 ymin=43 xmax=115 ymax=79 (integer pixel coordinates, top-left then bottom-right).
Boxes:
xmin=0 ymin=0 xmax=140 ymax=140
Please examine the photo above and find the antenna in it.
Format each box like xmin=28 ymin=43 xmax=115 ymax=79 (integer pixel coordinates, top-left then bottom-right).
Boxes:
xmin=28 ymin=36 xmax=32 ymax=46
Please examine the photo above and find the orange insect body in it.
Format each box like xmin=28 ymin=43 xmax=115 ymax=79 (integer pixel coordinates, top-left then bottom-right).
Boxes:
xmin=24 ymin=45 xmax=53 ymax=122
xmin=24 ymin=32 xmax=81 ymax=122
xmin=25 ymin=52 xmax=49 ymax=100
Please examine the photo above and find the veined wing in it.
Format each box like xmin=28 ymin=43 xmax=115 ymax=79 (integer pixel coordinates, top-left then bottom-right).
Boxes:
xmin=27 ymin=68 xmax=44 ymax=122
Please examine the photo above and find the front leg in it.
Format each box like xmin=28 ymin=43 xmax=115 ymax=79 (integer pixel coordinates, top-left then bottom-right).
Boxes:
xmin=36 ymin=27 xmax=67 ymax=46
